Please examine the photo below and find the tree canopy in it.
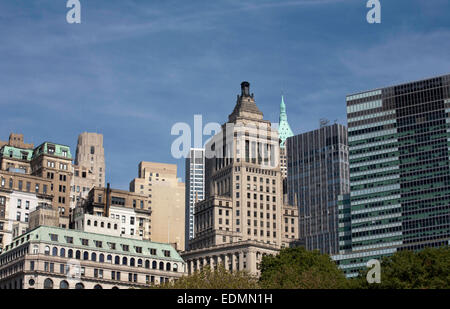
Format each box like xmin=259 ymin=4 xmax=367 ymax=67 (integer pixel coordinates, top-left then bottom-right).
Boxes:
xmin=156 ymin=265 xmax=259 ymax=289
xmin=354 ymin=246 xmax=450 ymax=289
xmin=258 ymin=247 xmax=349 ymax=289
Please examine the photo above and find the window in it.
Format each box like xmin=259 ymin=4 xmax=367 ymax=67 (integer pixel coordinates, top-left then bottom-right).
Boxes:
xmin=60 ymin=280 xmax=69 ymax=289
xmin=44 ymin=278 xmax=54 ymax=289
xmin=50 ymin=234 xmax=58 ymax=241
xmin=65 ymin=236 xmax=73 ymax=244
xmin=30 ymin=261 xmax=35 ymax=271
xmin=80 ymin=239 xmax=89 ymax=246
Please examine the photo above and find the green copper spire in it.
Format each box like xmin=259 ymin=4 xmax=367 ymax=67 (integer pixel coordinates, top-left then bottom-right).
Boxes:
xmin=278 ymin=95 xmax=294 ymax=148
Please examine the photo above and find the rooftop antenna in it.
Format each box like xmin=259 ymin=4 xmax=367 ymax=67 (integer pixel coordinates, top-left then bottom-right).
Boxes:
xmin=320 ymin=118 xmax=330 ymax=128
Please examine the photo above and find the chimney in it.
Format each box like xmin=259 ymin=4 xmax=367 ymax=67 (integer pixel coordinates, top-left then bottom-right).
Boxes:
xmin=105 ymin=183 xmax=111 ymax=217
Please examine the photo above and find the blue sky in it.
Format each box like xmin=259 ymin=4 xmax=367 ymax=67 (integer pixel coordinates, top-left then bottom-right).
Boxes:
xmin=1 ymin=0 xmax=449 ymax=189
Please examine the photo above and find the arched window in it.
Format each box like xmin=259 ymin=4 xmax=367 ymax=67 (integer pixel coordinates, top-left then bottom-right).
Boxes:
xmin=76 ymin=250 xmax=81 ymax=259
xmin=68 ymin=249 xmax=73 ymax=258
xmin=100 ymin=222 xmax=104 ymax=228
xmin=52 ymin=247 xmax=58 ymax=256
xmin=44 ymin=278 xmax=53 ymax=289
xmin=60 ymin=248 xmax=65 ymax=258
xmin=91 ymin=252 xmax=97 ymax=262
xmin=94 ymin=221 xmax=98 ymax=227
xmin=130 ymin=258 xmax=135 ymax=267
xmin=94 ymin=284 xmax=102 ymax=289
xmin=173 ymin=264 xmax=178 ymax=272
xmin=87 ymin=220 xmax=91 ymax=226
xmin=122 ymin=257 xmax=128 ymax=265
xmin=137 ymin=259 xmax=143 ymax=267
xmin=152 ymin=261 xmax=157 ymax=269
xmin=107 ymin=223 xmax=111 ymax=229
xmin=83 ymin=251 xmax=89 ymax=260
xmin=75 ymin=283 xmax=84 ymax=289
xmin=44 ymin=246 xmax=50 ymax=255
xmin=114 ymin=224 xmax=118 ymax=230
xmin=159 ymin=262 xmax=164 ymax=270
xmin=112 ymin=286 xmax=119 ymax=289
xmin=115 ymin=256 xmax=120 ymax=265
xmin=59 ymin=280 xmax=69 ymax=289
xmin=107 ymin=255 xmax=112 ymax=263
xmin=99 ymin=254 xmax=105 ymax=263
xmin=166 ymin=263 xmax=171 ymax=271
xmin=145 ymin=260 xmax=150 ymax=269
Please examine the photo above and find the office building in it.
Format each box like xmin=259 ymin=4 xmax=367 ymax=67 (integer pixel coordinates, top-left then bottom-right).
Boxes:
xmin=183 ymin=82 xmax=298 ymax=276
xmin=0 ymin=170 xmax=53 ymax=250
xmin=185 ymin=148 xmax=205 ymax=249
xmin=130 ymin=162 xmax=185 ymax=251
xmin=74 ymin=186 xmax=152 ymax=241
xmin=0 ymin=226 xmax=186 ymax=289
xmin=286 ymin=123 xmax=349 ymax=255
xmin=334 ymin=74 xmax=450 ymax=276
xmin=71 ymin=133 xmax=106 ymax=208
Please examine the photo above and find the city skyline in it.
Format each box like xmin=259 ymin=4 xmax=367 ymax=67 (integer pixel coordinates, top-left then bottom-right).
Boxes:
xmin=1 ymin=0 xmax=450 ymax=190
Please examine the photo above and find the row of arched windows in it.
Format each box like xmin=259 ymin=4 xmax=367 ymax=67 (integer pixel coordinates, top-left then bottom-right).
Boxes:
xmin=43 ymin=246 xmax=178 ymax=272
xmin=43 ymin=278 xmax=113 ymax=289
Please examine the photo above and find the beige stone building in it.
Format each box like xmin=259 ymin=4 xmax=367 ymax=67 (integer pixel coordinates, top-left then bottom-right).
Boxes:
xmin=0 ymin=226 xmax=186 ymax=289
xmin=182 ymin=82 xmax=298 ymax=276
xmin=129 ymin=162 xmax=185 ymax=251
xmin=71 ymin=132 xmax=106 ymax=209
xmin=28 ymin=204 xmax=60 ymax=230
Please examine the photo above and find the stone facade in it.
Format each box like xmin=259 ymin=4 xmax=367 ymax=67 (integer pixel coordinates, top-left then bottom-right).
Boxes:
xmin=130 ymin=162 xmax=185 ymax=251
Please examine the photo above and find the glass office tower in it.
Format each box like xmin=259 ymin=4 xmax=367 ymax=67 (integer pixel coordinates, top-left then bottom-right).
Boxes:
xmin=335 ymin=74 xmax=450 ymax=277
xmin=185 ymin=148 xmax=205 ymax=250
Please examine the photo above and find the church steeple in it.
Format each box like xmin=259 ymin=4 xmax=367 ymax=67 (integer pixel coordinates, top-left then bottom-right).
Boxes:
xmin=278 ymin=95 xmax=294 ymax=148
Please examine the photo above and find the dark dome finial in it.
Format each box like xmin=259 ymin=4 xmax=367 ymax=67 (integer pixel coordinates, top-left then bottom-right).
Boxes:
xmin=241 ymin=81 xmax=250 ymax=97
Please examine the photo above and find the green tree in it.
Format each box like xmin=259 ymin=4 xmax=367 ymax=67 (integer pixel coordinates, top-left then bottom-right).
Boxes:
xmin=258 ymin=247 xmax=349 ymax=289
xmin=356 ymin=247 xmax=450 ymax=289
xmin=155 ymin=265 xmax=260 ymax=289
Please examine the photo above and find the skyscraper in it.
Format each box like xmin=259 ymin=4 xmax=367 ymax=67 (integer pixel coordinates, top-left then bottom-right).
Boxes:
xmin=182 ymin=82 xmax=298 ymax=276
xmin=71 ymin=132 xmax=106 ymax=208
xmin=185 ymin=148 xmax=205 ymax=250
xmin=335 ymin=74 xmax=450 ymax=277
xmin=286 ymin=123 xmax=349 ymax=255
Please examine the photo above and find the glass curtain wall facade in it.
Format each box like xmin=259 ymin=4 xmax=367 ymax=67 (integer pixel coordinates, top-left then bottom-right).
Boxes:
xmin=335 ymin=74 xmax=450 ymax=277
xmin=287 ymin=123 xmax=350 ymax=255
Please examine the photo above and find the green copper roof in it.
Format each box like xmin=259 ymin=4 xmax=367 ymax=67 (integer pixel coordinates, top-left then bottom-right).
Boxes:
xmin=278 ymin=96 xmax=294 ymax=148
xmin=33 ymin=142 xmax=72 ymax=160
xmin=0 ymin=146 xmax=34 ymax=161
xmin=1 ymin=226 xmax=184 ymax=263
